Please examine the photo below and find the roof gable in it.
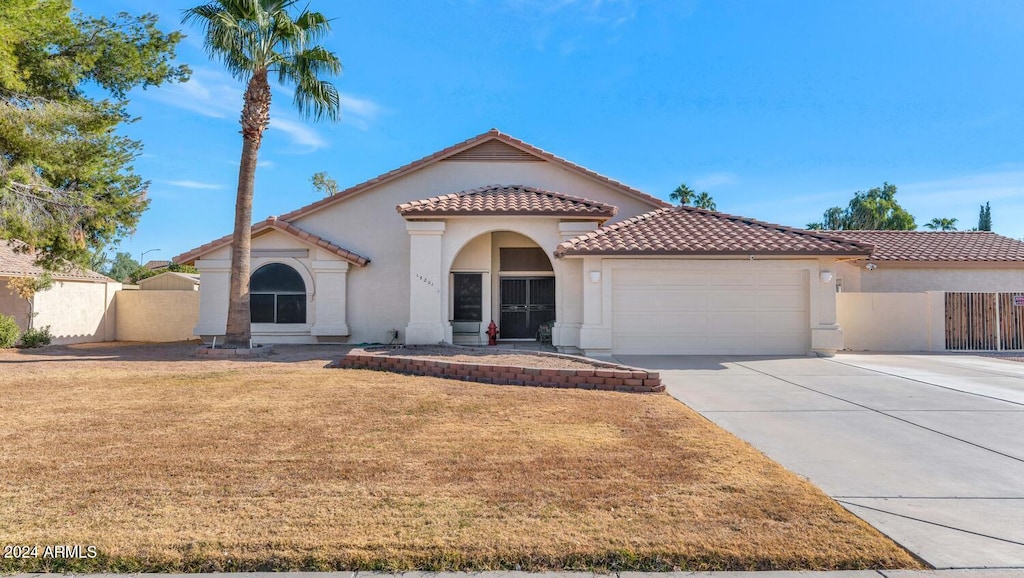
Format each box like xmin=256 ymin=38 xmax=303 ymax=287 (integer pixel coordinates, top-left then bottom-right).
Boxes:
xmin=276 ymin=129 xmax=669 ymax=223
xmin=556 ymin=206 xmax=874 ymax=257
xmin=174 ymin=217 xmax=371 ymax=266
xmin=138 ymin=271 xmax=200 ymax=286
xmin=397 ymin=185 xmax=618 ymax=220
xmin=831 ymin=230 xmax=1024 ymax=262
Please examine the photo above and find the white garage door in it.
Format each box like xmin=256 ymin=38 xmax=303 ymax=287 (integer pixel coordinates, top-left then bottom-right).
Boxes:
xmin=612 ymin=268 xmax=810 ymax=355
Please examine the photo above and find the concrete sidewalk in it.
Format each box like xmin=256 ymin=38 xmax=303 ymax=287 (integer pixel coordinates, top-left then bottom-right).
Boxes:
xmin=616 ymin=353 xmax=1024 ymax=570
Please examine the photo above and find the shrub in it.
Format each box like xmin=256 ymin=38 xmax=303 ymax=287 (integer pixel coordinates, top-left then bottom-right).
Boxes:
xmin=20 ymin=325 xmax=52 ymax=348
xmin=0 ymin=315 xmax=19 ymax=348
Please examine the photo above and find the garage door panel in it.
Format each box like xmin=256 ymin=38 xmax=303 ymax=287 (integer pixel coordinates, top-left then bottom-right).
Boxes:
xmin=757 ymin=311 xmax=807 ymax=331
xmin=612 ymin=267 xmax=810 ymax=355
xmin=612 ymin=335 xmax=759 ymax=355
xmin=756 ymin=271 xmax=806 ymax=287
xmin=709 ymin=272 xmax=752 ymax=286
xmin=613 ymin=290 xmax=709 ymax=311
xmin=614 ymin=270 xmax=708 ymax=287
xmin=614 ymin=312 xmax=709 ymax=333
xmin=710 ymin=312 xmax=757 ymax=333
xmin=708 ymin=291 xmax=758 ymax=310
xmin=757 ymin=291 xmax=806 ymax=310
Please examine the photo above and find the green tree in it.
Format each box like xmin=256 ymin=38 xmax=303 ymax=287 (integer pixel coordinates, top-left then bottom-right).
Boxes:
xmin=0 ymin=0 xmax=189 ymax=271
xmin=87 ymin=245 xmax=109 ymax=273
xmin=183 ymin=0 xmax=342 ymax=347
xmin=693 ymin=191 xmax=717 ymax=210
xmin=669 ymin=183 xmax=695 ymax=205
xmin=923 ymin=217 xmax=958 ymax=231
xmin=310 ymin=171 xmax=339 ymax=197
xmin=107 ymin=251 xmax=141 ymax=283
xmin=978 ymin=202 xmax=992 ymax=231
xmin=807 ymin=183 xmax=916 ymax=230
xmin=6 ymin=274 xmax=52 ymax=330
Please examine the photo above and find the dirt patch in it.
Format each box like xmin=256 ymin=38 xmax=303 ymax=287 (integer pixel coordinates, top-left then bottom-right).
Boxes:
xmin=369 ymin=345 xmax=605 ymax=369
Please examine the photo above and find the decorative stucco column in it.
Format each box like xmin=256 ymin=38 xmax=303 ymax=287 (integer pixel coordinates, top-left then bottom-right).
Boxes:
xmin=405 ymin=221 xmax=446 ymax=344
xmin=193 ymin=258 xmax=230 ymax=337
xmin=811 ymin=259 xmax=843 ymax=356
xmin=311 ymin=260 xmax=350 ymax=336
xmin=578 ymin=255 xmax=613 ymax=357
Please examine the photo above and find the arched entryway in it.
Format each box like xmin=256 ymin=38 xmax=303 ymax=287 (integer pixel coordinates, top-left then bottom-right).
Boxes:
xmin=449 ymin=230 xmax=556 ymax=343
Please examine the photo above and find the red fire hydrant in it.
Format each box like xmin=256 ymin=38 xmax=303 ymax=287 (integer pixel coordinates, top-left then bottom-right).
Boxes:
xmin=486 ymin=320 xmax=499 ymax=346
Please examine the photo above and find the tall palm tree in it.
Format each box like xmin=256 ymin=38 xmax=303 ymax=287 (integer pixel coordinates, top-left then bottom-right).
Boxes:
xmin=693 ymin=191 xmax=716 ymax=211
xmin=183 ymin=0 xmax=341 ymax=347
xmin=670 ymin=183 xmax=694 ymax=205
xmin=923 ymin=217 xmax=958 ymax=231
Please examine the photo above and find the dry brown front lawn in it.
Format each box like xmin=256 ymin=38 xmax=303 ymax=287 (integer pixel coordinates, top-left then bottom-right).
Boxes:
xmin=0 ymin=343 xmax=920 ymax=573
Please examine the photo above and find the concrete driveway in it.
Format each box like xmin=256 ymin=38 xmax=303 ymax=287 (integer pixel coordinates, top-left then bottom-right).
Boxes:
xmin=614 ymin=353 xmax=1024 ymax=570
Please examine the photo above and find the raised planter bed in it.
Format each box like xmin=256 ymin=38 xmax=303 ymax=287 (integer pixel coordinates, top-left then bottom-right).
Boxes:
xmin=333 ymin=345 xmax=663 ymax=393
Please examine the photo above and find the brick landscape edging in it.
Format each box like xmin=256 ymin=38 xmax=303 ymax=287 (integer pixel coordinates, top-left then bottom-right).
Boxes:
xmin=332 ymin=346 xmax=664 ymax=393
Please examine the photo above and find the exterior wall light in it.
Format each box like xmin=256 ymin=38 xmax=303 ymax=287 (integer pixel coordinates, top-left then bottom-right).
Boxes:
xmin=865 ymin=263 xmax=878 ymax=271
xmin=820 ymin=271 xmax=833 ymax=283
xmin=589 ymin=271 xmax=601 ymax=283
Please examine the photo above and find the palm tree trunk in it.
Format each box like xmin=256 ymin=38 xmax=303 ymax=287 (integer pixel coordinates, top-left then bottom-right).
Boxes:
xmin=224 ymin=69 xmax=271 ymax=348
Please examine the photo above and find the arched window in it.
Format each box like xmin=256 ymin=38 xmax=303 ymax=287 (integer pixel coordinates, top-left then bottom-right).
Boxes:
xmin=250 ymin=263 xmax=306 ymax=324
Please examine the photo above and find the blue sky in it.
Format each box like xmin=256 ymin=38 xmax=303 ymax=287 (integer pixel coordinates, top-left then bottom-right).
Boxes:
xmin=78 ymin=0 xmax=1024 ymax=264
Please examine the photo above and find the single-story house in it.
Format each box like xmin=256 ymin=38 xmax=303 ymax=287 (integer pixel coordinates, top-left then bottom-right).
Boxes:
xmin=175 ymin=129 xmax=1024 ymax=356
xmin=0 ymin=241 xmax=120 ymax=344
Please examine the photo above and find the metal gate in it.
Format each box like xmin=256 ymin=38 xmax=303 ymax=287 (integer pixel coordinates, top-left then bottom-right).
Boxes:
xmin=945 ymin=292 xmax=1024 ymax=351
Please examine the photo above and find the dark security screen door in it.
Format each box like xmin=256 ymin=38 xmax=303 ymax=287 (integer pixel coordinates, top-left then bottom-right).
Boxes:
xmin=453 ymin=273 xmax=482 ymax=321
xmin=499 ymin=277 xmax=555 ymax=339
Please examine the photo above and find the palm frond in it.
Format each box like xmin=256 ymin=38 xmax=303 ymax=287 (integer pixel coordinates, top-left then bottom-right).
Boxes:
xmin=184 ymin=0 xmax=341 ymax=122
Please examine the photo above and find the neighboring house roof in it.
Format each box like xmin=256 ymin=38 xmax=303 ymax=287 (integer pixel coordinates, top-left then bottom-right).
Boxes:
xmin=143 ymin=259 xmax=170 ymax=270
xmin=555 ymin=206 xmax=875 ymax=257
xmin=275 ymin=129 xmax=670 ymax=223
xmin=396 ymin=185 xmax=618 ymax=220
xmin=831 ymin=230 xmax=1024 ymax=262
xmin=0 ymin=241 xmax=114 ymax=282
xmin=137 ymin=271 xmax=200 ymax=286
xmin=175 ymin=216 xmax=371 ymax=266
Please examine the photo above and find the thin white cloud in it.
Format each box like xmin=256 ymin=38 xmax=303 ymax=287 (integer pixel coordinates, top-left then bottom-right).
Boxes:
xmin=145 ymin=66 xmax=388 ymax=148
xmin=148 ymin=67 xmax=241 ymax=119
xmin=165 ymin=180 xmax=223 ymax=190
xmin=898 ymin=171 xmax=1024 ymax=204
xmin=257 ymin=160 xmax=276 ymax=169
xmin=694 ymin=172 xmax=740 ymax=190
xmin=268 ymin=117 xmax=328 ymax=151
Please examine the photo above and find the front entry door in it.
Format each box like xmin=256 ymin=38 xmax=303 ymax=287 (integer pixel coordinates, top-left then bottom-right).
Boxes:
xmin=499 ymin=277 xmax=555 ymax=339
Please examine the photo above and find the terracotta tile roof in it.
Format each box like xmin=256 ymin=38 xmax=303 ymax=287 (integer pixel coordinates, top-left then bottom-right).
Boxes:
xmin=830 ymin=230 xmax=1024 ymax=262
xmin=276 ymin=129 xmax=670 ymax=223
xmin=396 ymin=185 xmax=618 ymax=219
xmin=174 ymin=217 xmax=371 ymax=266
xmin=555 ymin=207 xmax=874 ymax=257
xmin=0 ymin=241 xmax=114 ymax=282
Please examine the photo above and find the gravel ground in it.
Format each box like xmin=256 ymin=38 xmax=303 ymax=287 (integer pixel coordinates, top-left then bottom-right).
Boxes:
xmin=368 ymin=345 xmax=607 ymax=369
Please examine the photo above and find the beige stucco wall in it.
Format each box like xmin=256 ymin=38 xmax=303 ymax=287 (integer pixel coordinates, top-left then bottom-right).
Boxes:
xmin=292 ymin=161 xmax=661 ymax=345
xmin=193 ymin=158 xmax=664 ymax=345
xmin=836 ymin=260 xmax=1024 ymax=293
xmin=31 ymin=279 xmax=119 ymax=344
xmin=116 ymin=290 xmax=199 ymax=342
xmin=0 ymin=282 xmax=30 ymax=330
xmin=195 ymin=229 xmax=355 ymax=343
xmin=837 ymin=292 xmax=942 ymax=352
xmin=138 ymin=273 xmax=199 ymax=291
